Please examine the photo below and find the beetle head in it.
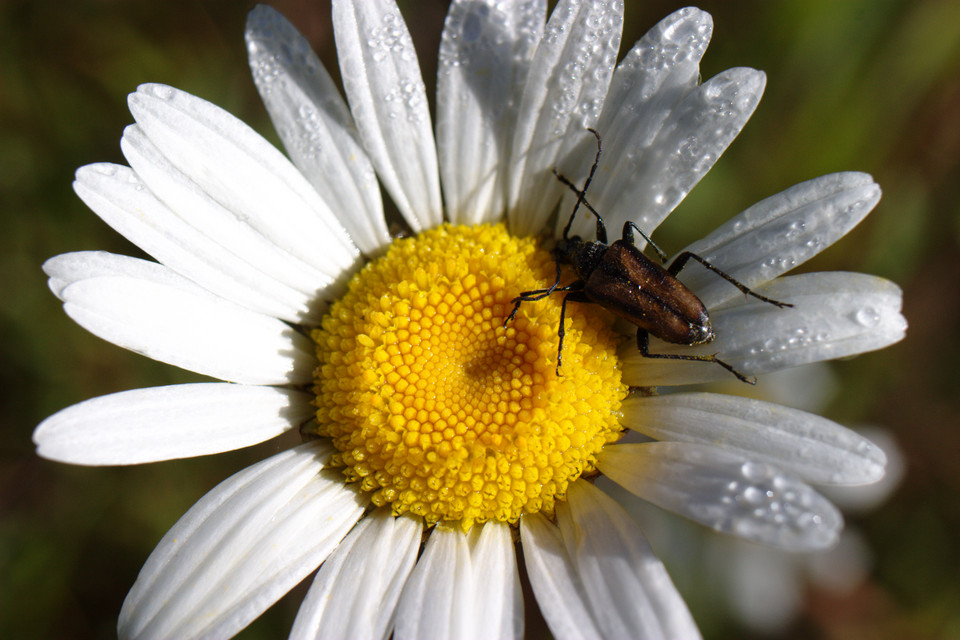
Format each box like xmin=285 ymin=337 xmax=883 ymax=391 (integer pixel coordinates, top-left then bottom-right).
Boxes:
xmin=554 ymin=234 xmax=581 ymax=264
xmin=689 ymin=321 xmax=715 ymax=346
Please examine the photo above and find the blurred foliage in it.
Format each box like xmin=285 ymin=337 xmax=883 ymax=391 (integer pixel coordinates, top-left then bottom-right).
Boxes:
xmin=1 ymin=1 xmax=958 ymax=639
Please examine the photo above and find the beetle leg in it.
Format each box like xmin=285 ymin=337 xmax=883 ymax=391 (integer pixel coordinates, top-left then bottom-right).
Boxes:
xmin=668 ymin=252 xmax=794 ymax=309
xmin=635 ymin=330 xmax=757 ymax=384
xmin=556 ymin=289 xmax=591 ymax=375
xmin=503 ymin=259 xmax=565 ymax=327
xmin=621 ymin=221 xmax=667 ymax=263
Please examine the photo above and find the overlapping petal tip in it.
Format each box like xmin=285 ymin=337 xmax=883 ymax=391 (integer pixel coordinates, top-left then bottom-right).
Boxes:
xmin=506 ymin=0 xmax=624 ymax=236
xmin=33 ymin=383 xmax=313 ymax=466
xmin=331 ymin=0 xmax=442 ymax=232
xmin=245 ymin=5 xmax=391 ymax=255
xmin=119 ymin=123 xmax=347 ymax=317
xmin=620 ymin=392 xmax=886 ymax=485
xmin=522 ymin=481 xmax=701 ymax=640
xmin=127 ymin=83 xmax=361 ymax=276
xmin=118 ymin=442 xmax=366 ymax=640
xmin=436 ymin=0 xmax=546 ymax=226
xmin=73 ymin=158 xmax=324 ymax=325
xmin=45 ymin=251 xmax=315 ymax=386
xmin=621 ymin=272 xmax=906 ymax=386
xmin=598 ymin=442 xmax=844 ymax=551
xmin=393 ymin=522 xmax=522 ymax=640
xmin=44 ymin=250 xmax=200 ymax=301
xmin=291 ymin=510 xmax=422 ymax=640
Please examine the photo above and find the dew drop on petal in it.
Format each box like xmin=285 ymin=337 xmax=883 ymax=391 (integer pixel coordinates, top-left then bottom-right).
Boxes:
xmin=854 ymin=306 xmax=881 ymax=327
xmin=146 ymin=84 xmax=175 ymax=101
xmin=710 ymin=460 xmax=842 ymax=550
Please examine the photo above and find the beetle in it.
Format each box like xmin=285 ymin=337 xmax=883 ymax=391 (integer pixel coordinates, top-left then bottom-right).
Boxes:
xmin=504 ymin=129 xmax=792 ymax=384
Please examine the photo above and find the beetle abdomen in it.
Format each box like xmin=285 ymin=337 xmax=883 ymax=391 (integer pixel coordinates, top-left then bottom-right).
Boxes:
xmin=584 ymin=242 xmax=713 ymax=345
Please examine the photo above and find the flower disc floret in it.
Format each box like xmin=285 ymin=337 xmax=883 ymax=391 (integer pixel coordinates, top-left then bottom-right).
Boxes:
xmin=311 ymin=224 xmax=625 ymax=530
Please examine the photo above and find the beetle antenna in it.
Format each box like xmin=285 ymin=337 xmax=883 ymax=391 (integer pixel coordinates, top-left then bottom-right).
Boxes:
xmin=553 ymin=171 xmax=608 ymax=232
xmin=561 ymin=128 xmax=603 ymax=239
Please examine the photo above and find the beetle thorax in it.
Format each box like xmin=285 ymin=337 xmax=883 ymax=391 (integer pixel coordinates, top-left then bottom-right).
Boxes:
xmin=557 ymin=236 xmax=608 ymax=281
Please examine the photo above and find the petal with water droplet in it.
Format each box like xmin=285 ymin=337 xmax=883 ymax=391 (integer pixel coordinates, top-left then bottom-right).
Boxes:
xmin=621 ymin=271 xmax=907 ymax=386
xmin=678 ymin=172 xmax=882 ymax=308
xmin=332 ymin=0 xmax=442 ymax=232
xmin=437 ymin=0 xmax=545 ymax=225
xmin=245 ymin=5 xmax=390 ymax=255
xmin=565 ymin=66 xmax=765 ymax=240
xmin=506 ymin=0 xmax=623 ymax=235
xmin=598 ymin=442 xmax=844 ymax=551
xmin=561 ymin=7 xmax=713 ymax=241
xmin=620 ymin=392 xmax=886 ymax=485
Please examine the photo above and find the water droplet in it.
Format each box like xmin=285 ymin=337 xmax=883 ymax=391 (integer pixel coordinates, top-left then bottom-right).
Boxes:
xmin=147 ymin=85 xmax=175 ymax=101
xmin=783 ymin=219 xmax=805 ymax=240
xmin=854 ymin=307 xmax=880 ymax=327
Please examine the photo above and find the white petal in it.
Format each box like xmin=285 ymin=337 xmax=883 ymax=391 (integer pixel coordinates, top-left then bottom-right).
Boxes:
xmin=598 ymin=442 xmax=844 ymax=550
xmin=394 ymin=523 xmax=522 ymax=640
xmin=34 ymin=383 xmax=312 ymax=465
xmin=332 ymin=0 xmax=442 ymax=231
xmin=557 ymin=481 xmax=701 ymax=639
xmin=507 ymin=0 xmax=623 ymax=235
xmin=74 ymin=162 xmax=321 ymax=324
xmin=44 ymin=251 xmax=204 ymax=301
xmin=621 ymin=392 xmax=886 ymax=485
xmin=393 ymin=529 xmax=462 ymax=640
xmin=520 ymin=513 xmax=603 ymax=640
xmin=561 ymin=8 xmax=712 ymax=238
xmin=468 ymin=522 xmax=523 ymax=638
xmin=245 ymin=6 xmax=390 ymax=255
xmin=621 ymin=272 xmax=907 ymax=386
xmin=118 ymin=442 xmax=366 ymax=640
xmin=120 ymin=125 xmax=339 ymax=305
xmin=127 ymin=83 xmax=360 ymax=275
xmin=679 ymin=172 xmax=882 ymax=308
xmin=821 ymin=428 xmax=905 ymax=512
xmin=436 ymin=0 xmax=545 ymax=225
xmin=566 ymin=67 xmax=766 ymax=241
xmin=60 ymin=275 xmax=315 ymax=385
xmin=290 ymin=510 xmax=421 ymax=640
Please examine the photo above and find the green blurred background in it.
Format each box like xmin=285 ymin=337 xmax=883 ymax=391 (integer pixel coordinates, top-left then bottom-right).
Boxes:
xmin=1 ymin=1 xmax=958 ymax=638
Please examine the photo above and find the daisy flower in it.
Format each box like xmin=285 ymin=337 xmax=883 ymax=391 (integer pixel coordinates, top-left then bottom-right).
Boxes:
xmin=35 ymin=1 xmax=906 ymax=639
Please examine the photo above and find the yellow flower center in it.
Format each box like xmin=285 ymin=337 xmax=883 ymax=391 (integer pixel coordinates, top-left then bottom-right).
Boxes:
xmin=311 ymin=224 xmax=625 ymax=531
